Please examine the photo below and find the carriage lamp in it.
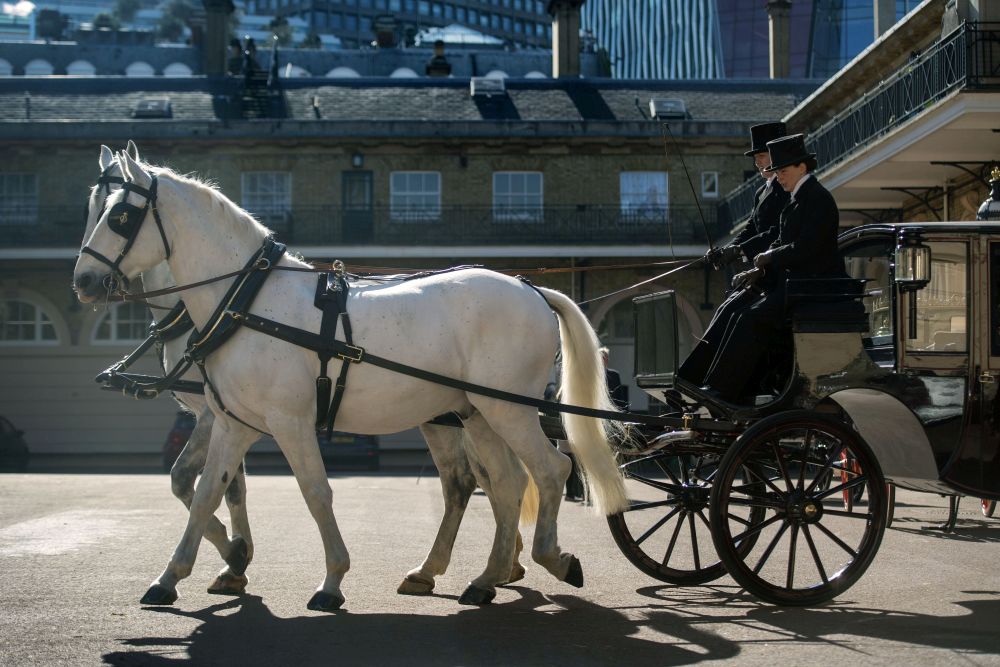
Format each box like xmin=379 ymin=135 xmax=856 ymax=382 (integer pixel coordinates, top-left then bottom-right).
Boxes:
xmin=976 ymin=166 xmax=1000 ymax=220
xmin=894 ymin=228 xmax=931 ymax=339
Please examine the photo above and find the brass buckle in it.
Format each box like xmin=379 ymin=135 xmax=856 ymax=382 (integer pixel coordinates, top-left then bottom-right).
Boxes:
xmin=337 ymin=344 xmax=364 ymax=363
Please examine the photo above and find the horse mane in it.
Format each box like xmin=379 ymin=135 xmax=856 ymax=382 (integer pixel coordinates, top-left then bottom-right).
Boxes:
xmin=147 ymin=163 xmax=274 ymax=243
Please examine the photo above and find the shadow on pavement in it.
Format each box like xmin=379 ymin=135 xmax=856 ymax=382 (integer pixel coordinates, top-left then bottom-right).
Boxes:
xmin=103 ymin=588 xmax=740 ymax=666
xmin=635 ymin=585 xmax=1000 ymax=657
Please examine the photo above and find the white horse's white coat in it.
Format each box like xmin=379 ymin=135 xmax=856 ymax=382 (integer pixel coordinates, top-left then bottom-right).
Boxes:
xmin=74 ymin=151 xmax=626 ymax=609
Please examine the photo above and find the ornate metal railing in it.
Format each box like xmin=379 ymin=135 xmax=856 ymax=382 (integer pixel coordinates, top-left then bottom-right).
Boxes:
xmin=1 ymin=204 xmax=723 ymax=249
xmin=716 ymin=21 xmax=1000 ymax=232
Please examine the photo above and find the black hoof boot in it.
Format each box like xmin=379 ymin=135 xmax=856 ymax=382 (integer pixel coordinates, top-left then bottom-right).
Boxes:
xmin=307 ymin=591 xmax=345 ymax=612
xmin=564 ymin=556 xmax=584 ymax=588
xmin=458 ymin=584 xmax=496 ymax=605
xmin=140 ymin=584 xmax=178 ymax=606
xmin=225 ymin=537 xmax=250 ymax=576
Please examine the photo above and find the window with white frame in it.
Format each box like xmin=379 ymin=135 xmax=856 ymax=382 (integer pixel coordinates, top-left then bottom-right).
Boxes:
xmin=620 ymin=172 xmax=668 ymax=222
xmin=390 ymin=171 xmax=441 ymax=221
xmin=0 ymin=173 xmax=38 ymax=226
xmin=0 ymin=299 xmax=58 ymax=344
xmin=241 ymin=172 xmax=291 ymax=225
xmin=92 ymin=302 xmax=153 ymax=344
xmin=493 ymin=171 xmax=543 ymax=222
xmin=701 ymin=171 xmax=720 ymax=199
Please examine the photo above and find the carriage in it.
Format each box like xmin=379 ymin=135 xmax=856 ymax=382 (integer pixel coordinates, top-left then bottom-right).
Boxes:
xmin=605 ymin=221 xmax=1000 ymax=605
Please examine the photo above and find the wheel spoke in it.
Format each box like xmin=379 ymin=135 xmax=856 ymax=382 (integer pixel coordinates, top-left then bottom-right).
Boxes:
xmin=752 ymin=520 xmax=790 ymax=574
xmin=727 ymin=495 xmax=785 ymax=510
xmin=813 ymin=520 xmax=859 ymax=558
xmin=772 ymin=441 xmax=796 ymax=493
xmin=804 ymin=443 xmax=844 ymax=495
xmin=727 ymin=512 xmax=753 ymax=527
xmin=635 ymin=506 xmax=683 ymax=546
xmin=732 ymin=512 xmax=783 ymax=544
xmin=687 ymin=512 xmax=702 ymax=571
xmin=815 ymin=474 xmax=868 ymax=502
xmin=662 ymin=509 xmax=686 ymax=567
xmin=653 ymin=457 xmax=683 ymax=487
xmin=695 ymin=508 xmax=712 ymax=530
xmin=797 ymin=429 xmax=812 ymax=490
xmin=626 ymin=473 xmax=682 ymax=494
xmin=743 ymin=463 xmax=789 ymax=497
xmin=786 ymin=524 xmax=799 ymax=589
xmin=822 ymin=508 xmax=874 ymax=520
xmin=802 ymin=525 xmax=829 ymax=585
xmin=624 ymin=498 xmax=682 ymax=512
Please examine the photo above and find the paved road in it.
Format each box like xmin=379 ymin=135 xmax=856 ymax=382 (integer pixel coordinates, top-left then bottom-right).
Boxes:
xmin=0 ymin=472 xmax=998 ymax=666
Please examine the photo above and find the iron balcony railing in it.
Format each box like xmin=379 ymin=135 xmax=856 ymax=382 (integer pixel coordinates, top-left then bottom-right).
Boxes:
xmin=1 ymin=204 xmax=723 ymax=249
xmin=716 ymin=21 xmax=1000 ymax=232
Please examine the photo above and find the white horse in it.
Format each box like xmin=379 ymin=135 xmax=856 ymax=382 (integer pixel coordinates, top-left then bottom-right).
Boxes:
xmin=87 ymin=145 xmax=253 ymax=595
xmin=74 ymin=150 xmax=627 ymax=611
xmin=88 ymin=146 xmax=532 ymax=598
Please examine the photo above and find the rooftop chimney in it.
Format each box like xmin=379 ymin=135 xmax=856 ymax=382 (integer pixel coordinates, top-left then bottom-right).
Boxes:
xmin=548 ymin=0 xmax=584 ymax=79
xmin=767 ymin=0 xmax=791 ymax=79
xmin=202 ymin=0 xmax=234 ymax=76
xmin=372 ymin=14 xmax=399 ymax=48
xmin=425 ymin=39 xmax=452 ymax=77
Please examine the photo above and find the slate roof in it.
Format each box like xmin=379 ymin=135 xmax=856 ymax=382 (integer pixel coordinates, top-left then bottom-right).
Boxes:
xmin=0 ymin=77 xmax=819 ymax=137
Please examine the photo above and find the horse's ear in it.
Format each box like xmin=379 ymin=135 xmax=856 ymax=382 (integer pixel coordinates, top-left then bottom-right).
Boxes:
xmin=99 ymin=145 xmax=113 ymax=170
xmin=126 ymin=140 xmax=139 ymax=161
xmin=119 ymin=150 xmax=152 ymax=190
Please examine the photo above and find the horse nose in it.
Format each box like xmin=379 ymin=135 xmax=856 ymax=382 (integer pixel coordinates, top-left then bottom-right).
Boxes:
xmin=75 ymin=272 xmax=95 ymax=292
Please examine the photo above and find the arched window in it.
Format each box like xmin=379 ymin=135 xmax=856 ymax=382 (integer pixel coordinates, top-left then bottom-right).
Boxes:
xmin=325 ymin=66 xmax=360 ymax=78
xmin=389 ymin=67 xmax=419 ymax=78
xmin=125 ymin=61 xmax=155 ymax=77
xmin=92 ymin=302 xmax=152 ymax=344
xmin=0 ymin=58 xmax=13 ymax=76
xmin=24 ymin=59 xmax=54 ymax=76
xmin=282 ymin=64 xmax=310 ymax=78
xmin=66 ymin=60 xmax=96 ymax=76
xmin=0 ymin=299 xmax=59 ymax=345
xmin=524 ymin=70 xmax=547 ymax=79
xmin=163 ymin=62 xmax=193 ymax=77
xmin=484 ymin=69 xmax=508 ymax=79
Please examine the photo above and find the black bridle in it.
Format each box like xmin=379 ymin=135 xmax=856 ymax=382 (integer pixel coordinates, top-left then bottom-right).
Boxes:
xmin=79 ymin=174 xmax=172 ymax=290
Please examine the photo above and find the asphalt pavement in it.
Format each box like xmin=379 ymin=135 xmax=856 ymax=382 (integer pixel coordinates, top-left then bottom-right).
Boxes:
xmin=0 ymin=472 xmax=998 ymax=666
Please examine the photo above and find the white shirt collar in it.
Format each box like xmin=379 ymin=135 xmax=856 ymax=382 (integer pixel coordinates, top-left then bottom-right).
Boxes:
xmin=790 ymin=173 xmax=813 ymax=201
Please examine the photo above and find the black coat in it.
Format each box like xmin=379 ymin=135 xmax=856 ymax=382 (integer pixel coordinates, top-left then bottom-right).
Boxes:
xmin=733 ymin=178 xmax=789 ymax=260
xmin=765 ymin=175 xmax=845 ymax=280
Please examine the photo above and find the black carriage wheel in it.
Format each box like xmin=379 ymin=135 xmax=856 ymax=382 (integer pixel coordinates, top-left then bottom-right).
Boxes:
xmin=607 ymin=448 xmax=765 ymax=586
xmin=709 ymin=410 xmax=888 ymax=606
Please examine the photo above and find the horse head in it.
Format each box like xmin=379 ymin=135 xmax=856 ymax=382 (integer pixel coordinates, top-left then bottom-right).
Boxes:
xmin=74 ymin=148 xmax=169 ymax=303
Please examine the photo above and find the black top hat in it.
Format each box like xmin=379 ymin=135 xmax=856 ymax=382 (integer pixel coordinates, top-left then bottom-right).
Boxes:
xmin=764 ymin=134 xmax=816 ymax=171
xmin=745 ymin=122 xmax=787 ymax=156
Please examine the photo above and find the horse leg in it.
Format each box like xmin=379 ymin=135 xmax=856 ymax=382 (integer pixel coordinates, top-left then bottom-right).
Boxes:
xmin=454 ymin=412 xmax=530 ymax=605
xmin=398 ymin=424 xmax=477 ymax=595
xmin=274 ymin=423 xmax=350 ymax=613
xmin=208 ymin=458 xmax=253 ymax=595
xmin=170 ymin=410 xmax=252 ymax=595
xmin=142 ymin=420 xmax=257 ymax=606
xmin=471 ymin=399 xmax=580 ymax=587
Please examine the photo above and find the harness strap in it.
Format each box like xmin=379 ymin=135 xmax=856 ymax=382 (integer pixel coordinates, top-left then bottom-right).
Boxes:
xmin=326 ymin=275 xmax=355 ymax=436
xmin=313 ymin=271 xmax=353 ymax=435
xmin=233 ymin=310 xmax=685 ymax=429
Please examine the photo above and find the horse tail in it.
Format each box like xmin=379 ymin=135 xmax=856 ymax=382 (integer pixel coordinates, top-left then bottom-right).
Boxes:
xmin=536 ymin=287 xmax=628 ymax=516
xmin=520 ymin=471 xmax=539 ymax=525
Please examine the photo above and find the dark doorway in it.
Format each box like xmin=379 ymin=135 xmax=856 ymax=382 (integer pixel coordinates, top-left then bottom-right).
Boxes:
xmin=342 ymin=171 xmax=373 ymax=243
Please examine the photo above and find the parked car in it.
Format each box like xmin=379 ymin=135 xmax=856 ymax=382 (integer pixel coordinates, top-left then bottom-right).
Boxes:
xmin=318 ymin=431 xmax=380 ymax=471
xmin=0 ymin=415 xmax=29 ymax=472
xmin=162 ymin=410 xmax=196 ymax=472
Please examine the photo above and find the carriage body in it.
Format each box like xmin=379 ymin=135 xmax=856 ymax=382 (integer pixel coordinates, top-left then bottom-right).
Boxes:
xmin=613 ymin=222 xmax=1000 ymax=604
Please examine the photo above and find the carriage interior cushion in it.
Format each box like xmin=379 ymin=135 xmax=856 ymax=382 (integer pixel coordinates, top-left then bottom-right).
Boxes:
xmin=786 ymin=278 xmax=870 ymax=333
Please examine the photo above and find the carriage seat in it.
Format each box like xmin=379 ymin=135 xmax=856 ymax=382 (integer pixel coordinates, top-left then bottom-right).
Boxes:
xmin=786 ymin=278 xmax=869 ymax=334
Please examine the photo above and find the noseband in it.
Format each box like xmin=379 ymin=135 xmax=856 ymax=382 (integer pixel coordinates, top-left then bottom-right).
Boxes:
xmin=80 ymin=174 xmax=172 ymax=288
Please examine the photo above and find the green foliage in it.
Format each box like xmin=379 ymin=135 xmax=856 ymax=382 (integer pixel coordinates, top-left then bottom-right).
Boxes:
xmin=156 ymin=0 xmax=197 ymax=42
xmin=35 ymin=8 xmax=68 ymax=41
xmin=300 ymin=30 xmax=322 ymax=49
xmin=92 ymin=12 xmax=121 ymax=30
xmin=267 ymin=16 xmax=292 ymax=46
xmin=112 ymin=0 xmax=140 ymax=23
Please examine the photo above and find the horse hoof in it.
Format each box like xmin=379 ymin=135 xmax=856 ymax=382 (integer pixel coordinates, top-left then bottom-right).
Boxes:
xmin=224 ymin=537 xmax=250 ymax=576
xmin=458 ymin=584 xmax=496 ymax=606
xmin=397 ymin=575 xmax=435 ymax=596
xmin=564 ymin=556 xmax=584 ymax=588
xmin=207 ymin=572 xmax=249 ymax=596
xmin=501 ymin=564 xmax=526 ymax=586
xmin=140 ymin=584 xmax=178 ymax=606
xmin=307 ymin=591 xmax=345 ymax=612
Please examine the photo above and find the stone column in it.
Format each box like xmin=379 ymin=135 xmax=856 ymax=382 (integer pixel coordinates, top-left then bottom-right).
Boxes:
xmin=548 ymin=0 xmax=584 ymax=79
xmin=874 ymin=0 xmax=895 ymax=38
xmin=202 ymin=0 xmax=234 ymax=77
xmin=767 ymin=0 xmax=791 ymax=79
